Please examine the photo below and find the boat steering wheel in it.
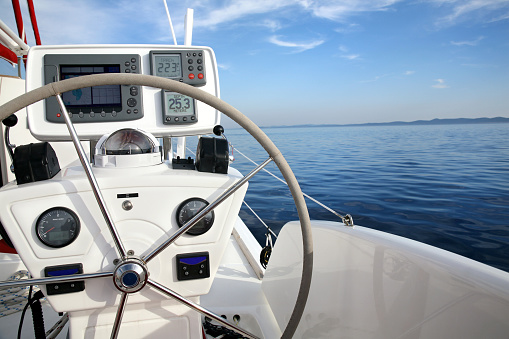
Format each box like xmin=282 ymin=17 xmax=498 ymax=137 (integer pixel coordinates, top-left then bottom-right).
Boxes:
xmin=0 ymin=73 xmax=313 ymax=339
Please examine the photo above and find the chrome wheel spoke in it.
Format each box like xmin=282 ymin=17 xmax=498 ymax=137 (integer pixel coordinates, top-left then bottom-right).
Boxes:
xmin=56 ymin=94 xmax=127 ymax=258
xmin=0 ymin=271 xmax=113 ymax=289
xmin=110 ymin=292 xmax=129 ymax=339
xmin=147 ymin=279 xmax=259 ymax=339
xmin=144 ymin=157 xmax=273 ymax=263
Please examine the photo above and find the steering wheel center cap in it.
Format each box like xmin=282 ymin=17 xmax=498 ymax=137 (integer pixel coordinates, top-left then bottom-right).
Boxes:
xmin=113 ymin=257 xmax=148 ymax=293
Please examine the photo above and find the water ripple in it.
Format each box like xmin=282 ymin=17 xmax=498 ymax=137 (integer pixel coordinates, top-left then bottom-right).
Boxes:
xmin=226 ymin=124 xmax=509 ymax=272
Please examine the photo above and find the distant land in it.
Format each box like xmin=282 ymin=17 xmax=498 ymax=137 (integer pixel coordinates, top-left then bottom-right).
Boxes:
xmin=264 ymin=117 xmax=509 ymax=129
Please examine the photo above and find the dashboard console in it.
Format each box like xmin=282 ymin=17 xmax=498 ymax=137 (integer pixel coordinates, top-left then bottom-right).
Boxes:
xmin=26 ymin=45 xmax=221 ymax=141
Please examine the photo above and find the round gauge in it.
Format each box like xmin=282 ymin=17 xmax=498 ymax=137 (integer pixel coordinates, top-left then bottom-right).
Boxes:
xmin=176 ymin=198 xmax=215 ymax=236
xmin=35 ymin=207 xmax=80 ymax=248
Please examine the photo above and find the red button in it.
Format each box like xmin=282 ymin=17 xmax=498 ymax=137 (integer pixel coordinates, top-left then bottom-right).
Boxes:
xmin=188 ymin=73 xmax=195 ymax=80
xmin=198 ymin=73 xmax=204 ymax=79
xmin=57 ymin=113 xmax=61 ymax=117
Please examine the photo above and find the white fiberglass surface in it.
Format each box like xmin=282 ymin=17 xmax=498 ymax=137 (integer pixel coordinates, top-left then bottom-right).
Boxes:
xmin=262 ymin=220 xmax=509 ymax=339
xmin=0 ymin=162 xmax=247 ymax=312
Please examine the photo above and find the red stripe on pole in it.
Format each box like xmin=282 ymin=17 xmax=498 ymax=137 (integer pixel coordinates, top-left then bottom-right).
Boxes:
xmin=0 ymin=45 xmax=18 ymax=64
xmin=11 ymin=0 xmax=27 ymax=44
xmin=26 ymin=0 xmax=41 ymax=45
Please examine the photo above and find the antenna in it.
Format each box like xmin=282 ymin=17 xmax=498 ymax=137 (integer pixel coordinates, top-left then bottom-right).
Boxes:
xmin=177 ymin=8 xmax=194 ymax=158
xmin=163 ymin=0 xmax=177 ymax=45
xmin=184 ymin=8 xmax=194 ymax=46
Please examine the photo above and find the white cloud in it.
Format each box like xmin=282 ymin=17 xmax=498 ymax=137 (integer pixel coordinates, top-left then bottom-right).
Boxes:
xmin=430 ymin=0 xmax=509 ymax=27
xmin=309 ymin=0 xmax=403 ymax=21
xmin=341 ymin=54 xmax=360 ymax=60
xmin=261 ymin=19 xmax=283 ymax=32
xmin=488 ymin=11 xmax=509 ymax=22
xmin=268 ymin=35 xmax=325 ymax=52
xmin=190 ymin=0 xmax=405 ymax=29
xmin=338 ymin=45 xmax=349 ymax=53
xmin=191 ymin=0 xmax=296 ymax=28
xmin=189 ymin=0 xmax=506 ymax=30
xmin=404 ymin=70 xmax=416 ymax=75
xmin=338 ymin=45 xmax=360 ymax=60
xmin=4 ymin=0 xmax=508 ymax=48
xmin=432 ymin=78 xmax=449 ymax=88
xmin=450 ymin=36 xmax=484 ymax=46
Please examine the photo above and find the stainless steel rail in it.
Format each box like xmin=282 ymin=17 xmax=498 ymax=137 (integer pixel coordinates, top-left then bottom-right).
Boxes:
xmin=0 ymin=271 xmax=113 ymax=289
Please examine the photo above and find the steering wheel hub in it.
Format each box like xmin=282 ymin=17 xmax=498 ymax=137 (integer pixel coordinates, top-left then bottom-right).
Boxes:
xmin=113 ymin=257 xmax=148 ymax=293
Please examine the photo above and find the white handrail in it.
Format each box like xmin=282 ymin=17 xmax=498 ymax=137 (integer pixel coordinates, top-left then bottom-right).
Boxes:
xmin=0 ymin=19 xmax=30 ymax=56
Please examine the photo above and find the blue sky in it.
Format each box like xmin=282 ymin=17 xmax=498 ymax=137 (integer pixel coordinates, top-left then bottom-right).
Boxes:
xmin=1 ymin=0 xmax=508 ymax=126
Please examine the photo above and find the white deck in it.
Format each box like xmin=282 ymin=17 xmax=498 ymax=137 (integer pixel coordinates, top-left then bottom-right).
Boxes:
xmin=263 ymin=220 xmax=509 ymax=338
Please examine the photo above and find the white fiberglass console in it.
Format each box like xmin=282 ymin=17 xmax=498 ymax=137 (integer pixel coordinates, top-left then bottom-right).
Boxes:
xmin=25 ymin=45 xmax=221 ymax=141
xmin=0 ymin=45 xmax=256 ymax=338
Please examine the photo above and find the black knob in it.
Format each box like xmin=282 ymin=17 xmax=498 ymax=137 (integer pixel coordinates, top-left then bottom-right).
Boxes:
xmin=2 ymin=114 xmax=18 ymax=127
xmin=213 ymin=125 xmax=224 ymax=136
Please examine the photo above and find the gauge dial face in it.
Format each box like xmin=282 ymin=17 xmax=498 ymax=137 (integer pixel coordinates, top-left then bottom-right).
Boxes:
xmin=36 ymin=207 xmax=80 ymax=248
xmin=176 ymin=198 xmax=215 ymax=236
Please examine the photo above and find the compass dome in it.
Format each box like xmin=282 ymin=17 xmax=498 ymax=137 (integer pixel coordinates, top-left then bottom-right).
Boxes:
xmin=94 ymin=129 xmax=162 ymax=168
xmin=102 ymin=129 xmax=157 ymax=155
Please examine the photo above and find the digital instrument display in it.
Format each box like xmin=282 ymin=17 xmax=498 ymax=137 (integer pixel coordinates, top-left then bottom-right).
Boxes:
xmin=36 ymin=207 xmax=80 ymax=248
xmin=153 ymin=54 xmax=182 ymax=78
xmin=60 ymin=65 xmax=122 ymax=109
xmin=150 ymin=50 xmax=206 ymax=86
xmin=162 ymin=91 xmax=197 ymax=124
xmin=43 ymin=53 xmax=143 ymax=123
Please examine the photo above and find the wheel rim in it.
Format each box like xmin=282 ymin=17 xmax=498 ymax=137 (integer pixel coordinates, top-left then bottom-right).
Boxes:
xmin=0 ymin=73 xmax=313 ymax=339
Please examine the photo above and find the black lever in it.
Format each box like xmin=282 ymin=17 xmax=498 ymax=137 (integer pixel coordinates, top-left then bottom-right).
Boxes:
xmin=2 ymin=114 xmax=18 ymax=170
xmin=2 ymin=114 xmax=18 ymax=127
xmin=213 ymin=125 xmax=224 ymax=136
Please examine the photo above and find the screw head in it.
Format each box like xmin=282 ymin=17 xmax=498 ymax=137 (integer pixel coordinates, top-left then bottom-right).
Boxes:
xmin=122 ymin=200 xmax=133 ymax=211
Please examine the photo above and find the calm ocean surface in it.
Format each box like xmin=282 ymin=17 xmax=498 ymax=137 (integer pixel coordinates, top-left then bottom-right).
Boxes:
xmin=220 ymin=123 xmax=509 ymax=272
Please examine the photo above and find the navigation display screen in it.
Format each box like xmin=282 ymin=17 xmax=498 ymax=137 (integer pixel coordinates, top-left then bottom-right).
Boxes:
xmin=43 ymin=53 xmax=143 ymax=124
xmin=60 ymin=65 xmax=121 ymax=108
xmin=153 ymin=54 xmax=182 ymax=78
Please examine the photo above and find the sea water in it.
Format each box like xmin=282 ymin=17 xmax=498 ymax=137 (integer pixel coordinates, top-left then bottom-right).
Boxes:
xmin=218 ymin=123 xmax=509 ymax=272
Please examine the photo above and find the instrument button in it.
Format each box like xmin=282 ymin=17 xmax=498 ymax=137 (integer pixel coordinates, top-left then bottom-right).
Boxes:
xmin=127 ymin=98 xmax=137 ymax=107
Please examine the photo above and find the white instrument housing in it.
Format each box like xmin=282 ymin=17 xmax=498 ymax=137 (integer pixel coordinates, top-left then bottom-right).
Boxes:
xmin=0 ymin=162 xmax=247 ymax=310
xmin=25 ymin=45 xmax=221 ymax=141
